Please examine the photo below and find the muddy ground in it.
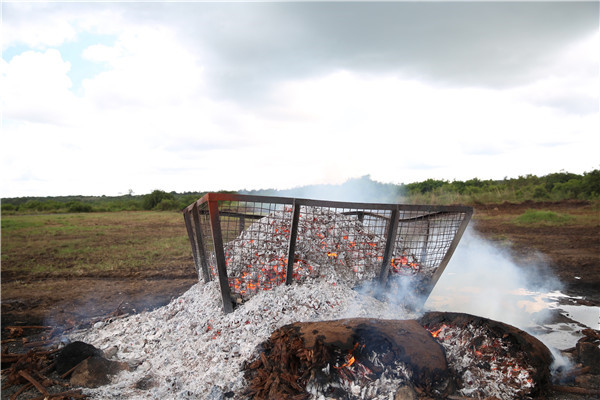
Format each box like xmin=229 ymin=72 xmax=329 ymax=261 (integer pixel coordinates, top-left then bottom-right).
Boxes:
xmin=1 ymin=200 xmax=598 ymax=330
xmin=472 ymin=200 xmax=599 ymax=306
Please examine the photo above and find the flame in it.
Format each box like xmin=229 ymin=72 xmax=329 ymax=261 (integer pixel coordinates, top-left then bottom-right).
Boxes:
xmin=334 ymin=343 xmax=359 ymax=370
xmin=427 ymin=324 xmax=449 ymax=339
xmin=430 ymin=327 xmax=443 ymax=338
xmin=327 ymin=252 xmax=338 ymax=258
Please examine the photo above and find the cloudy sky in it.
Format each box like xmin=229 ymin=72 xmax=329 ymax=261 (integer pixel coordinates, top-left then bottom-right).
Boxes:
xmin=1 ymin=1 xmax=598 ymax=197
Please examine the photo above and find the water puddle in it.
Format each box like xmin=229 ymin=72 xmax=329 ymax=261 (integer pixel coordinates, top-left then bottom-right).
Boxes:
xmin=425 ymin=282 xmax=599 ymax=351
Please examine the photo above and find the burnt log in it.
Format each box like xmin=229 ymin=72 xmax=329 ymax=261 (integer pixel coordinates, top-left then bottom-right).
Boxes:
xmin=70 ymin=355 xmax=129 ymax=388
xmin=244 ymin=318 xmax=451 ymax=399
xmin=576 ymin=328 xmax=600 ymax=374
xmin=56 ymin=341 xmax=104 ymax=375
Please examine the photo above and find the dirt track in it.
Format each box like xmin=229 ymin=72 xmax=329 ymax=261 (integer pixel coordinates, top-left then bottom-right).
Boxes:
xmin=1 ymin=201 xmax=598 ymax=330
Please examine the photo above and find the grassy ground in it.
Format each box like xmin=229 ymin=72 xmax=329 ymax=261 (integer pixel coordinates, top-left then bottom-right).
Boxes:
xmin=1 ymin=211 xmax=193 ymax=279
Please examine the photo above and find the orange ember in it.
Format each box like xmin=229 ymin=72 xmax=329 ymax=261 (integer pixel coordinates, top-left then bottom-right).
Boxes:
xmin=428 ymin=324 xmax=449 ymax=338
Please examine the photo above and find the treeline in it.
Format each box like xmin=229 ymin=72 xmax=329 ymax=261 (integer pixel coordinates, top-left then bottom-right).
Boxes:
xmin=2 ymin=170 xmax=598 ymax=214
xmin=405 ymin=169 xmax=600 ymax=205
xmin=0 ymin=191 xmax=209 ymax=214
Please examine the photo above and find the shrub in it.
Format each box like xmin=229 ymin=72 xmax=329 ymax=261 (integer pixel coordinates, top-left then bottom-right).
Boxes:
xmin=532 ymin=185 xmax=550 ymax=199
xmin=154 ymin=198 xmax=179 ymax=211
xmin=1 ymin=203 xmax=17 ymax=212
xmin=143 ymin=190 xmax=175 ymax=210
xmin=66 ymin=201 xmax=93 ymax=213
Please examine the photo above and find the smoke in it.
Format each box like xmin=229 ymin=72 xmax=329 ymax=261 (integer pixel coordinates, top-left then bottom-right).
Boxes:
xmin=424 ymin=228 xmax=579 ymax=371
xmin=426 ymin=228 xmax=563 ymax=328
xmin=243 ymin=175 xmax=406 ymax=203
xmin=249 ymin=178 xmax=583 ymax=370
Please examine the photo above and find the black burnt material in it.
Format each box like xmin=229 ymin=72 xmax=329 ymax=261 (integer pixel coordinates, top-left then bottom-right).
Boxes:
xmin=244 ymin=318 xmax=452 ymax=399
xmin=55 ymin=341 xmax=104 ymax=375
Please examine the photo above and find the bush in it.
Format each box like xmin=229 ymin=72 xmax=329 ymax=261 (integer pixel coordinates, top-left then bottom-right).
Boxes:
xmin=66 ymin=201 xmax=93 ymax=213
xmin=143 ymin=190 xmax=175 ymax=210
xmin=154 ymin=198 xmax=179 ymax=211
xmin=2 ymin=203 xmax=17 ymax=212
xmin=532 ymin=185 xmax=550 ymax=199
xmin=582 ymin=169 xmax=600 ymax=196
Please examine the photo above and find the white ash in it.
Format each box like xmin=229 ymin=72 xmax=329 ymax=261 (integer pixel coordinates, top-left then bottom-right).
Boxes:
xmin=431 ymin=324 xmax=535 ymax=400
xmin=307 ymin=359 xmax=412 ymax=400
xmin=70 ymin=280 xmax=414 ymax=399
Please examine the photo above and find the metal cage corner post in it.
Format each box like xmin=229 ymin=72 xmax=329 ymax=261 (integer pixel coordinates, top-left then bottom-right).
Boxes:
xmin=183 ymin=193 xmax=473 ymax=314
xmin=207 ymin=195 xmax=234 ymax=313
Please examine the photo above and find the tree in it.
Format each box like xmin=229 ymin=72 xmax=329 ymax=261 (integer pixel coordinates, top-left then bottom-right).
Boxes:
xmin=143 ymin=190 xmax=175 ymax=210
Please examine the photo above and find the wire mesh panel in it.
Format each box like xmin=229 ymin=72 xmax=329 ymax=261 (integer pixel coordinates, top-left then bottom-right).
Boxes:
xmin=183 ymin=193 xmax=472 ymax=313
xmin=292 ymin=205 xmax=392 ymax=286
xmin=219 ymin=201 xmax=293 ymax=298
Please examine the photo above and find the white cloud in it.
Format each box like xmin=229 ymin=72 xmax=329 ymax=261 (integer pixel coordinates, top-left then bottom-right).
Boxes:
xmin=0 ymin=49 xmax=84 ymax=125
xmin=1 ymin=3 xmax=78 ymax=50
xmin=1 ymin=2 xmax=598 ymax=197
xmin=81 ymin=25 xmax=205 ymax=109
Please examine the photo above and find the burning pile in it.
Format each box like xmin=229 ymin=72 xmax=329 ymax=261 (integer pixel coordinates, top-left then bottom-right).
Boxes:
xmin=217 ymin=206 xmax=421 ymax=300
xmin=69 ymin=280 xmax=415 ymax=399
xmin=66 ymin=278 xmax=560 ymax=400
xmin=420 ymin=312 xmax=553 ymax=399
xmin=244 ymin=318 xmax=451 ymax=399
xmin=244 ymin=313 xmax=555 ymax=400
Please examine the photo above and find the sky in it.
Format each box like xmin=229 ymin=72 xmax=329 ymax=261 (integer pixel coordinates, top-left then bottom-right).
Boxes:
xmin=1 ymin=1 xmax=599 ymax=198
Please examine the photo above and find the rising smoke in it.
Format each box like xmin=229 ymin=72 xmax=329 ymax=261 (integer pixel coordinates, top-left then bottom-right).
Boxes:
xmin=425 ymin=228 xmax=563 ymax=329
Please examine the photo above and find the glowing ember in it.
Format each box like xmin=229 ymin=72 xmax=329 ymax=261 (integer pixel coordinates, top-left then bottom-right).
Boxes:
xmin=217 ymin=207 xmax=391 ymax=300
xmin=426 ymin=322 xmax=537 ymax=399
xmin=213 ymin=206 xmax=436 ymax=304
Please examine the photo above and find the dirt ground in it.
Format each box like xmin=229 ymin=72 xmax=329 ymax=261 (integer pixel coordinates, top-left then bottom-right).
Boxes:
xmin=471 ymin=200 xmax=599 ymax=306
xmin=1 ymin=200 xmax=598 ymax=330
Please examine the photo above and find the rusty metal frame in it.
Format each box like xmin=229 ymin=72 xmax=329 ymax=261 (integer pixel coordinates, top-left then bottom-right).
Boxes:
xmin=183 ymin=192 xmax=472 ymax=313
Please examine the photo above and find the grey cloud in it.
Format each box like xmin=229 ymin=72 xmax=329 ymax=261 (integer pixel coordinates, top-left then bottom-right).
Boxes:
xmin=150 ymin=2 xmax=598 ymax=102
xmin=7 ymin=2 xmax=598 ymax=109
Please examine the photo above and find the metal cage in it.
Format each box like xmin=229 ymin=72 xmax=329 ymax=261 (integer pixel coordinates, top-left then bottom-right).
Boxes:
xmin=183 ymin=193 xmax=472 ymax=313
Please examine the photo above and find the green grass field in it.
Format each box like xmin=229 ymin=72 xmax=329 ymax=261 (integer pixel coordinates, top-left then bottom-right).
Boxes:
xmin=512 ymin=209 xmax=576 ymax=226
xmin=1 ymin=211 xmax=194 ymax=279
xmin=1 ymin=203 xmax=596 ymax=282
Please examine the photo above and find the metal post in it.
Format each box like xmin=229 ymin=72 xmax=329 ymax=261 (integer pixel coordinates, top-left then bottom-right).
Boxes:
xmin=192 ymin=203 xmax=211 ymax=283
xmin=379 ymin=207 xmax=400 ymax=283
xmin=183 ymin=211 xmax=201 ymax=278
xmin=285 ymin=200 xmax=301 ymax=285
xmin=208 ymin=198 xmax=234 ymax=313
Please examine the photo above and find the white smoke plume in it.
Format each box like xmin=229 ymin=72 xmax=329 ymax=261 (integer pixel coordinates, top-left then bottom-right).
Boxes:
xmin=425 ymin=228 xmax=563 ymax=329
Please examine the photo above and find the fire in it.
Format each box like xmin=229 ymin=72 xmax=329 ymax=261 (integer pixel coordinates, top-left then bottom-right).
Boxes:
xmin=427 ymin=324 xmax=448 ymax=339
xmin=327 ymin=252 xmax=338 ymax=258
xmin=334 ymin=343 xmax=359 ymax=370
xmin=335 ymin=355 xmax=356 ymax=369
